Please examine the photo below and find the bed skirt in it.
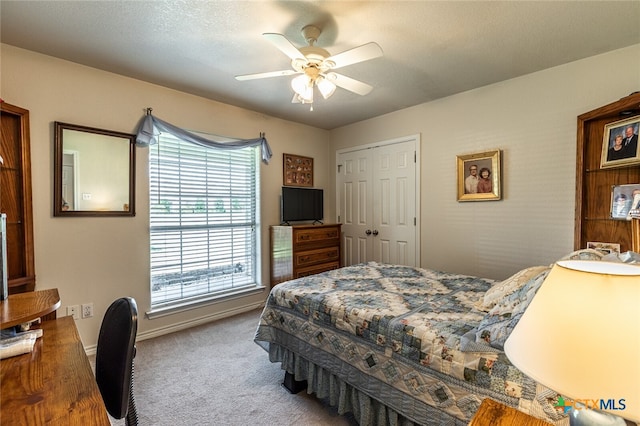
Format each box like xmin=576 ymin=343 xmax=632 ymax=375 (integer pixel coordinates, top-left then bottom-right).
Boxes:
xmin=266 ymin=343 xmax=467 ymax=426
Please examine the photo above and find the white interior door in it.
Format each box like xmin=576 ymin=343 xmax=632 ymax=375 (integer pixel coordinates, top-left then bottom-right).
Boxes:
xmin=373 ymin=140 xmax=417 ymax=265
xmin=337 ymin=148 xmax=372 ymax=265
xmin=337 ymin=135 xmax=420 ymax=267
xmin=62 ymin=151 xmax=78 ymax=210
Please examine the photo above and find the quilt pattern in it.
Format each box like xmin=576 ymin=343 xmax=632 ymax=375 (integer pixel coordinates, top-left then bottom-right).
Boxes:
xmin=256 ymin=262 xmax=567 ymax=425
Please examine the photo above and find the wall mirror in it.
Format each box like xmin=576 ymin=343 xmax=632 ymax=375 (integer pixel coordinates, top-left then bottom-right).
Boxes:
xmin=54 ymin=121 xmax=135 ymax=217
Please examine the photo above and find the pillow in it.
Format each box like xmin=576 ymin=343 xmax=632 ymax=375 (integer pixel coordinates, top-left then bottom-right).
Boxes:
xmin=478 ymin=265 xmax=549 ymax=312
xmin=558 ymin=248 xmax=604 ymax=261
xmin=474 ymin=267 xmax=551 ymax=350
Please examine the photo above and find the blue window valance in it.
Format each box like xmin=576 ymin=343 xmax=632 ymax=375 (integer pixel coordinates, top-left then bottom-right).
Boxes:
xmin=135 ymin=112 xmax=272 ymax=164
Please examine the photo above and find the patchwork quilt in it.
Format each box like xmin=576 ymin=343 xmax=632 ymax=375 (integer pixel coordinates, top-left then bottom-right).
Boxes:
xmin=255 ymin=262 xmax=568 ymax=425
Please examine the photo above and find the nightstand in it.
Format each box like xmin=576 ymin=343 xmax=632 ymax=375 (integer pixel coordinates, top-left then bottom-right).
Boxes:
xmin=469 ymin=398 xmax=553 ymax=426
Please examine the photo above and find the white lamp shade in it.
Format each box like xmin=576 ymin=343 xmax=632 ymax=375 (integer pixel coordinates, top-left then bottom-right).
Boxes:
xmin=504 ymin=260 xmax=640 ymax=422
xmin=291 ymin=75 xmax=313 ymax=101
xmin=316 ymin=76 xmax=336 ymax=99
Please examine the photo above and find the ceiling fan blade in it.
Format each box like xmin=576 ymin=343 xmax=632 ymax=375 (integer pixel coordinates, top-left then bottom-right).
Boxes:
xmin=263 ymin=33 xmax=306 ymax=61
xmin=235 ymin=70 xmax=298 ymax=81
xmin=326 ymin=42 xmax=383 ymax=69
xmin=327 ymin=73 xmax=373 ymax=96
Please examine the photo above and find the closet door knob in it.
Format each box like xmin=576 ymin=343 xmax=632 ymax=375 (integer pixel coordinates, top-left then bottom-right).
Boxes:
xmin=365 ymin=229 xmax=372 ymax=235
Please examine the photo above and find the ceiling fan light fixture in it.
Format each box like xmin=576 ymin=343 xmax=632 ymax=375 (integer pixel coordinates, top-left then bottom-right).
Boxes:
xmin=291 ymin=74 xmax=311 ymax=96
xmin=317 ymin=76 xmax=336 ymax=99
xmin=237 ymin=27 xmax=383 ymax=106
xmin=291 ymin=89 xmax=313 ymax=105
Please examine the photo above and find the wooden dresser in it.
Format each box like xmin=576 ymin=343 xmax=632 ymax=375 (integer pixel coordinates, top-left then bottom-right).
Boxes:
xmin=270 ymin=223 xmax=341 ymax=286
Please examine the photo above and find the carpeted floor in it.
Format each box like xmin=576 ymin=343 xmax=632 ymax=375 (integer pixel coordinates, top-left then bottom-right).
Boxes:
xmin=101 ymin=308 xmax=358 ymax=425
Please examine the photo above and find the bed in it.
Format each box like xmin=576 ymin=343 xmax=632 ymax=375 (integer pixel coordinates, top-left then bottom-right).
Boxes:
xmin=254 ymin=254 xmax=603 ymax=425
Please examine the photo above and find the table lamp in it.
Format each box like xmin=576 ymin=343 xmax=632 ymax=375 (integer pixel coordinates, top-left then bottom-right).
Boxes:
xmin=504 ymin=260 xmax=640 ymax=426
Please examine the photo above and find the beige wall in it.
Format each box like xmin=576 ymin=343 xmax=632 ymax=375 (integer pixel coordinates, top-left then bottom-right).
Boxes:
xmin=330 ymin=44 xmax=640 ymax=279
xmin=1 ymin=44 xmax=330 ymax=349
xmin=4 ymin=42 xmax=639 ymax=350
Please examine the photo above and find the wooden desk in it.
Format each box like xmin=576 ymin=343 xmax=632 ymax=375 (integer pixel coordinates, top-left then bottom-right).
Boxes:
xmin=1 ymin=315 xmax=110 ymax=425
xmin=469 ymin=398 xmax=552 ymax=426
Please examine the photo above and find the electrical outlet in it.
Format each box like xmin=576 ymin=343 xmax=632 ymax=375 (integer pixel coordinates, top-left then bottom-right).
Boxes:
xmin=67 ymin=305 xmax=80 ymax=320
xmin=81 ymin=303 xmax=94 ymax=319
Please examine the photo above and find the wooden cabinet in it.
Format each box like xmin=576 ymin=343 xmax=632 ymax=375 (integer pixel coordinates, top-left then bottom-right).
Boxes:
xmin=270 ymin=224 xmax=341 ymax=285
xmin=0 ymin=102 xmax=35 ymax=294
xmin=575 ymin=93 xmax=640 ymax=251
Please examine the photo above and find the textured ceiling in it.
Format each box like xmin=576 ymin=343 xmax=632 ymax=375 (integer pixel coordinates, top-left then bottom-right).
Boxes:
xmin=2 ymin=1 xmax=639 ymax=130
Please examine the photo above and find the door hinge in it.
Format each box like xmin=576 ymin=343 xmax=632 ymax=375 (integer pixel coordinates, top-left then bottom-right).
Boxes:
xmin=337 ymin=164 xmax=342 ymax=173
xmin=414 ymin=151 xmax=416 ymax=163
xmin=414 ymin=217 xmax=416 ymax=226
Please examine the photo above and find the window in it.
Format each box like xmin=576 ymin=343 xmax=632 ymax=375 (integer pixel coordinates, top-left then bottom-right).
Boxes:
xmin=149 ymin=131 xmax=260 ymax=310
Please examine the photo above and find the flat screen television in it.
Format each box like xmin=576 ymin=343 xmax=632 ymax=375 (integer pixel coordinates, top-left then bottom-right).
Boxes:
xmin=281 ymin=187 xmax=323 ymax=224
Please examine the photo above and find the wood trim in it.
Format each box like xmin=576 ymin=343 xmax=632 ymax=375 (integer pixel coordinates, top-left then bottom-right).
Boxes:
xmin=574 ymin=114 xmax=587 ymax=250
xmin=632 ymin=218 xmax=640 ymax=253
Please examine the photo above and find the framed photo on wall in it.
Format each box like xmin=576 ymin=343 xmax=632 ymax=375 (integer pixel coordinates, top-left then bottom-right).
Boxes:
xmin=283 ymin=153 xmax=313 ymax=187
xmin=457 ymin=149 xmax=502 ymax=202
xmin=601 ymin=116 xmax=640 ymax=169
xmin=610 ymin=183 xmax=640 ymax=220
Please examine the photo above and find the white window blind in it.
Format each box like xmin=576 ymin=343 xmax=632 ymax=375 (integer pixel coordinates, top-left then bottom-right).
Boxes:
xmin=149 ymin=132 xmax=259 ymax=308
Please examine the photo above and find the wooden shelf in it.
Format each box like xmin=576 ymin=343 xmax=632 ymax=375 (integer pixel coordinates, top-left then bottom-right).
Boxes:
xmin=0 ymin=288 xmax=60 ymax=329
xmin=1 ymin=102 xmax=36 ymax=294
xmin=575 ymin=93 xmax=640 ymax=251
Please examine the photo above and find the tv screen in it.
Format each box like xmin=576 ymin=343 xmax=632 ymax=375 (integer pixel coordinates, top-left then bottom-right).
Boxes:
xmin=281 ymin=187 xmax=323 ymax=224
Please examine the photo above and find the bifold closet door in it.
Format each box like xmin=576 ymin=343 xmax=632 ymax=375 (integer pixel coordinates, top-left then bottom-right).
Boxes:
xmin=337 ymin=137 xmax=418 ymax=267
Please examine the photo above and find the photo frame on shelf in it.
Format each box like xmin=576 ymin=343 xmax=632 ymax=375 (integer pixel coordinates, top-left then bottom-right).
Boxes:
xmin=627 ymin=191 xmax=640 ymax=220
xmin=283 ymin=153 xmax=313 ymax=187
xmin=586 ymin=241 xmax=621 ymax=255
xmin=456 ymin=149 xmax=501 ymax=202
xmin=600 ymin=116 xmax=640 ymax=169
xmin=610 ymin=183 xmax=640 ymax=220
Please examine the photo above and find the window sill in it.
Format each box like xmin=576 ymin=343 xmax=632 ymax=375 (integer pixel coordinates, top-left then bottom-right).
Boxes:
xmin=146 ymin=285 xmax=267 ymax=319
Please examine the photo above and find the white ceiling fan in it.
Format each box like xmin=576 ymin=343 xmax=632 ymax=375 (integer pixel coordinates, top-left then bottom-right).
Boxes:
xmin=235 ymin=25 xmax=383 ymax=109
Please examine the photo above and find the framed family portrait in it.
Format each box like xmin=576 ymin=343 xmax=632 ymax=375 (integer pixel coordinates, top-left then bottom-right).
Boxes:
xmin=283 ymin=153 xmax=313 ymax=187
xmin=457 ymin=149 xmax=502 ymax=202
xmin=600 ymin=116 xmax=640 ymax=169
xmin=610 ymin=183 xmax=640 ymax=220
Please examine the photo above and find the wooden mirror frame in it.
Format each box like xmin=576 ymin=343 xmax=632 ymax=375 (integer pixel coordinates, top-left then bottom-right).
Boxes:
xmin=53 ymin=122 xmax=136 ymax=217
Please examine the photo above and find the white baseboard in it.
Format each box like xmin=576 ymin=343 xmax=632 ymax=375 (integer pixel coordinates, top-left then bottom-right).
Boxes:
xmin=84 ymin=301 xmax=265 ymax=356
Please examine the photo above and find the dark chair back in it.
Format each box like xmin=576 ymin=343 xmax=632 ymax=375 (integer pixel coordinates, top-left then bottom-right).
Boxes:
xmin=96 ymin=297 xmax=138 ymax=425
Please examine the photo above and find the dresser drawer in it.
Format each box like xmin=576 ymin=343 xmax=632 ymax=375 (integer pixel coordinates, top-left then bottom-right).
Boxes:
xmin=270 ymin=224 xmax=341 ymax=287
xmin=293 ymin=226 xmax=340 ymax=246
xmin=294 ymin=247 xmax=340 ymax=268
xmin=295 ymin=261 xmax=341 ymax=279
